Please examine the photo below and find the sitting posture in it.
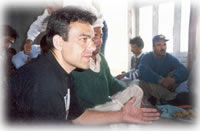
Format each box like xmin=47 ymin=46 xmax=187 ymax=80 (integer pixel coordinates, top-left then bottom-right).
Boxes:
xmin=116 ymin=36 xmax=144 ymax=85
xmin=139 ymin=34 xmax=189 ymax=105
xmin=73 ymin=17 xmax=144 ymax=112
xmin=8 ymin=6 xmax=159 ymax=125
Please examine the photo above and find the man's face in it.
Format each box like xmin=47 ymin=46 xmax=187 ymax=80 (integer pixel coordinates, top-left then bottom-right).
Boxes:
xmin=24 ymin=41 xmax=32 ymax=55
xmin=153 ymin=40 xmax=167 ymax=57
xmin=61 ymin=21 xmax=96 ymax=70
xmin=130 ymin=44 xmax=142 ymax=56
xmin=92 ymin=27 xmax=103 ymax=56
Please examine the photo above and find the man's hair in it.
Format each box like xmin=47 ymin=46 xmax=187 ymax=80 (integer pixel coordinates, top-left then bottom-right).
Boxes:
xmin=129 ymin=36 xmax=144 ymax=49
xmin=40 ymin=34 xmax=49 ymax=54
xmin=3 ymin=25 xmax=18 ymax=39
xmin=7 ymin=48 xmax=17 ymax=55
xmin=46 ymin=6 xmax=97 ymax=49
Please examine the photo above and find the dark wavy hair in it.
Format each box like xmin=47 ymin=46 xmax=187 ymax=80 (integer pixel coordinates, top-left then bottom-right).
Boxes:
xmin=46 ymin=6 xmax=97 ymax=49
xmin=3 ymin=25 xmax=18 ymax=39
xmin=129 ymin=36 xmax=144 ymax=49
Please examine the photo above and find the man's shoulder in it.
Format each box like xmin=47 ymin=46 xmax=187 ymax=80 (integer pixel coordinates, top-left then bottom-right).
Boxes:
xmin=166 ymin=52 xmax=175 ymax=57
xmin=99 ymin=52 xmax=105 ymax=59
xmin=142 ymin=52 xmax=154 ymax=58
xmin=165 ymin=52 xmax=179 ymax=60
xmin=17 ymin=55 xmax=49 ymax=74
xmin=98 ymin=53 xmax=108 ymax=64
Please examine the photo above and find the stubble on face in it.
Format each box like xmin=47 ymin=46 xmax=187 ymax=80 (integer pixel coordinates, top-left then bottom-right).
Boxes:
xmin=131 ymin=44 xmax=142 ymax=56
xmin=60 ymin=22 xmax=95 ymax=72
xmin=153 ymin=40 xmax=167 ymax=57
xmin=92 ymin=27 xmax=103 ymax=57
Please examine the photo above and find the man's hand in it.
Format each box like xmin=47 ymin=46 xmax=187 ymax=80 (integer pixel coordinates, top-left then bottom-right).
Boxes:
xmin=115 ymin=74 xmax=126 ymax=80
xmin=121 ymin=97 xmax=160 ymax=124
xmin=161 ymin=77 xmax=175 ymax=89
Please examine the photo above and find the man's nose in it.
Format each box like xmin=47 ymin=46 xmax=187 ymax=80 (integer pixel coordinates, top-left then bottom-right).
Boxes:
xmin=97 ymin=38 xmax=102 ymax=45
xmin=88 ymin=40 xmax=96 ymax=52
xmin=161 ymin=45 xmax=165 ymax=49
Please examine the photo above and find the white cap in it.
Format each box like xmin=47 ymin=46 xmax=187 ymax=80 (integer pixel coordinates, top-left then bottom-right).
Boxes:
xmin=63 ymin=0 xmax=104 ymax=28
xmin=93 ymin=18 xmax=104 ymax=28
xmin=45 ymin=0 xmax=63 ymax=7
xmin=93 ymin=13 xmax=104 ymax=28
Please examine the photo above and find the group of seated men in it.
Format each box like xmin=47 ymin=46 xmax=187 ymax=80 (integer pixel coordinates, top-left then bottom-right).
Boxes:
xmin=116 ymin=35 xmax=190 ymax=106
xmin=6 ymin=5 xmax=161 ymax=125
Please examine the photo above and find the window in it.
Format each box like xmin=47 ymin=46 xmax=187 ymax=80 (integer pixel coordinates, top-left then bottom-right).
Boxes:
xmin=139 ymin=6 xmax=153 ymax=52
xmin=98 ymin=0 xmax=128 ymax=76
xmin=180 ymin=0 xmax=190 ymax=52
xmin=158 ymin=2 xmax=174 ymax=53
xmin=134 ymin=0 xmax=190 ymax=66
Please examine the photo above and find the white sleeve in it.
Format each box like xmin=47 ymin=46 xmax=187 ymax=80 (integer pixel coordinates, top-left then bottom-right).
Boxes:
xmin=27 ymin=9 xmax=50 ymax=41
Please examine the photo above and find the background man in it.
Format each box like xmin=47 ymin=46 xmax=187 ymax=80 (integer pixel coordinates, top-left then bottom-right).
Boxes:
xmin=116 ymin=36 xmax=144 ymax=84
xmin=139 ymin=34 xmax=189 ymax=105
xmin=72 ymin=17 xmax=151 ymax=116
xmin=11 ymin=41 xmax=40 ymax=69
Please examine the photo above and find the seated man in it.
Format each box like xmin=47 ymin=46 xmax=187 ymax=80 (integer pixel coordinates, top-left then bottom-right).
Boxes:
xmin=139 ymin=34 xmax=189 ymax=105
xmin=11 ymin=41 xmax=41 ymax=69
xmin=72 ymin=17 xmax=144 ymax=112
xmin=116 ymin=36 xmax=144 ymax=85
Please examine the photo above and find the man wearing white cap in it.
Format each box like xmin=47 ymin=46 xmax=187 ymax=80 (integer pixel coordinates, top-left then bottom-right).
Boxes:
xmin=26 ymin=0 xmax=98 ymax=44
xmin=72 ymin=17 xmax=153 ymax=115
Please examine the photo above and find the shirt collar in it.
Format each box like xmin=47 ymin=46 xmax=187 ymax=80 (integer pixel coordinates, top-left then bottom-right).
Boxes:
xmin=46 ymin=51 xmax=72 ymax=78
xmin=135 ymin=52 xmax=143 ymax=59
xmin=90 ymin=53 xmax=101 ymax=72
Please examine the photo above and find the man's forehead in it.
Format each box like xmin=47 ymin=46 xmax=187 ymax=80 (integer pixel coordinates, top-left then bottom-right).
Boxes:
xmin=94 ymin=27 xmax=102 ymax=31
xmin=94 ymin=27 xmax=103 ymax=34
xmin=68 ymin=21 xmax=94 ymax=36
xmin=131 ymin=44 xmax=138 ymax=48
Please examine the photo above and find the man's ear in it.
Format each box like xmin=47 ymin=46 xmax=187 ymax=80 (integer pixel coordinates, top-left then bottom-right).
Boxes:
xmin=53 ymin=35 xmax=63 ymax=51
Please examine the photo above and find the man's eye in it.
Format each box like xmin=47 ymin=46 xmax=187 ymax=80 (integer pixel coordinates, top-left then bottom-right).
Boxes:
xmin=80 ymin=37 xmax=88 ymax=42
xmin=92 ymin=36 xmax=97 ymax=41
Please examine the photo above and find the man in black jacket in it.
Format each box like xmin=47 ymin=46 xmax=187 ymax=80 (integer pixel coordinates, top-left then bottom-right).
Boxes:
xmin=8 ymin=6 xmax=159 ymax=125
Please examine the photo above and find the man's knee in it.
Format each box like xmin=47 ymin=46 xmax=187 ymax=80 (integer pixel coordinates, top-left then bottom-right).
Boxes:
xmin=129 ymin=84 xmax=144 ymax=98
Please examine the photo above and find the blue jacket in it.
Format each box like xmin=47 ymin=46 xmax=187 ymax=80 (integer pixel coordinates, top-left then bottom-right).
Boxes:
xmin=139 ymin=52 xmax=189 ymax=84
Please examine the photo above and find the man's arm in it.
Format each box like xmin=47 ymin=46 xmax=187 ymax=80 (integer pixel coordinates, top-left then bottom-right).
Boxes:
xmin=170 ymin=55 xmax=189 ymax=83
xmin=12 ymin=51 xmax=29 ymax=69
xmin=27 ymin=9 xmax=49 ymax=41
xmin=72 ymin=97 xmax=160 ymax=125
xmin=139 ymin=53 xmax=163 ymax=84
xmin=100 ymin=53 xmax=126 ymax=95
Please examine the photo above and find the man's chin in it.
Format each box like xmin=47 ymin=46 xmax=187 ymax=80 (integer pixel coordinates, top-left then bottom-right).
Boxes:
xmin=78 ymin=64 xmax=90 ymax=70
xmin=92 ymin=51 xmax=99 ymax=56
xmin=159 ymin=53 xmax=166 ymax=57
